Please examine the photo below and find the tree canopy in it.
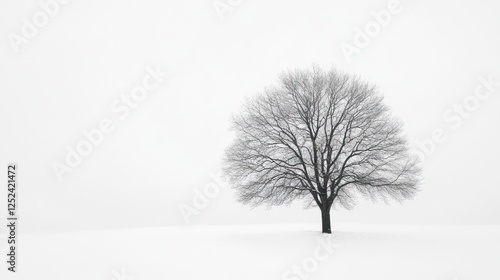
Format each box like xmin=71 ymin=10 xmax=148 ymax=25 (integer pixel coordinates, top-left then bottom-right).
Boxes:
xmin=223 ymin=66 xmax=421 ymax=233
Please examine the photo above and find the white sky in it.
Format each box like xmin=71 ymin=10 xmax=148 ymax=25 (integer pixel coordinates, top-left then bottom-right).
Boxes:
xmin=1 ymin=0 xmax=499 ymax=232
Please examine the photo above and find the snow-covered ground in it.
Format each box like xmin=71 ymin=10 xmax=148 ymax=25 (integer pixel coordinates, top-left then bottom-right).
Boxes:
xmin=1 ymin=224 xmax=499 ymax=280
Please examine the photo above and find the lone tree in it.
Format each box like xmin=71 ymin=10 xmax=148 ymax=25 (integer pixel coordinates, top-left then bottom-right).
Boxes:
xmin=223 ymin=66 xmax=421 ymax=233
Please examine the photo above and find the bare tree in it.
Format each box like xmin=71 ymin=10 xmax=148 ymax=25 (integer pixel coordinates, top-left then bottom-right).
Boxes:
xmin=223 ymin=66 xmax=421 ymax=233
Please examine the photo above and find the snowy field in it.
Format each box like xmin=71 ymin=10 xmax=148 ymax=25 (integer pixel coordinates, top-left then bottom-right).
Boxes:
xmin=1 ymin=224 xmax=499 ymax=280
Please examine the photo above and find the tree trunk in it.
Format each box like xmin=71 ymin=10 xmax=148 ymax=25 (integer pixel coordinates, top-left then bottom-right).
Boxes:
xmin=321 ymin=206 xmax=332 ymax=234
